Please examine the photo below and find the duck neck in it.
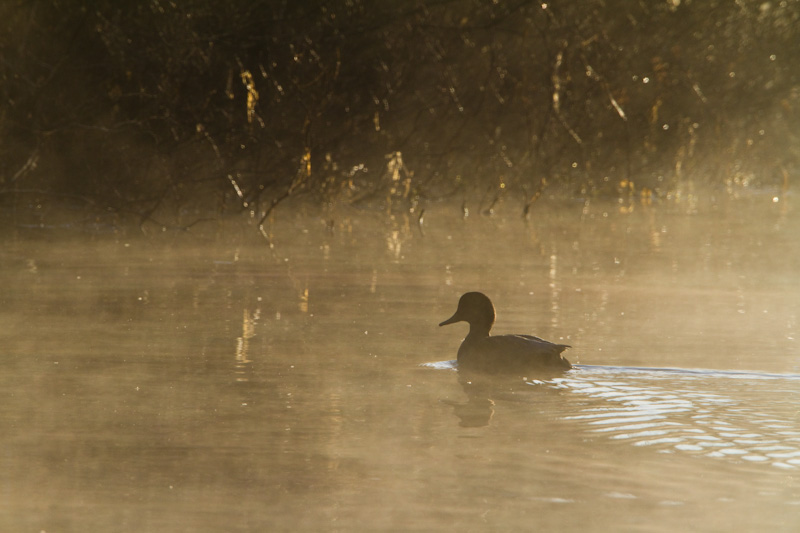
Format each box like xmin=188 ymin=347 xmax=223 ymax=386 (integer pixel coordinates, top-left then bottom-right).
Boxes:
xmin=466 ymin=324 xmax=491 ymax=341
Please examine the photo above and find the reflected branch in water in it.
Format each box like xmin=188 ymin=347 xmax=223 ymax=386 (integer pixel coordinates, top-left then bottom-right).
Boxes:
xmin=234 ymin=307 xmax=260 ymax=382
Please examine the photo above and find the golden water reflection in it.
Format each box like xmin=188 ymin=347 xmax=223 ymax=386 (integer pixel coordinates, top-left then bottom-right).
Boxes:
xmin=234 ymin=307 xmax=259 ymax=381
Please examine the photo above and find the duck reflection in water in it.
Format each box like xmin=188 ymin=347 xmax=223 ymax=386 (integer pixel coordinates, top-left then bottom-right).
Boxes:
xmin=444 ymin=373 xmax=560 ymax=428
xmin=440 ymin=292 xmax=572 ymax=374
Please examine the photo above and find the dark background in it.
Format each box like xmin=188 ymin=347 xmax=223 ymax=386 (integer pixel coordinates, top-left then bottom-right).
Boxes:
xmin=1 ymin=1 xmax=797 ymax=229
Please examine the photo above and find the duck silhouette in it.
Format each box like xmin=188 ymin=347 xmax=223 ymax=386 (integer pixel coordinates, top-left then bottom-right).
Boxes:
xmin=439 ymin=292 xmax=572 ymax=374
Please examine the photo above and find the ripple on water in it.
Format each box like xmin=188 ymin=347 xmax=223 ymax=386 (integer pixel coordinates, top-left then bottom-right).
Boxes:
xmin=550 ymin=367 xmax=800 ymax=469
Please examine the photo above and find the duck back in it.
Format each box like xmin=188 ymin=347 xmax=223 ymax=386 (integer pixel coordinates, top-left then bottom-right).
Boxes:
xmin=457 ymin=334 xmax=571 ymax=374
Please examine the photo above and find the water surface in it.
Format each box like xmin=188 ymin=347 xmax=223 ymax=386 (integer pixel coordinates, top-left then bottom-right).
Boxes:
xmin=1 ymin=195 xmax=798 ymax=531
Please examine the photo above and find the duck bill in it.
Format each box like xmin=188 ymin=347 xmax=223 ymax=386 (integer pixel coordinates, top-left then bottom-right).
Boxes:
xmin=439 ymin=313 xmax=461 ymax=327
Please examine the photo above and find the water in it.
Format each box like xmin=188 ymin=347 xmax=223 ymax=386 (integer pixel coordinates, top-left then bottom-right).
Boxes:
xmin=1 ymin=195 xmax=799 ymax=531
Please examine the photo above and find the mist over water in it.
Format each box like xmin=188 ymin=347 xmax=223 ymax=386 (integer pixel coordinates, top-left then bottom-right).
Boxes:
xmin=3 ymin=3 xmax=798 ymax=530
xmin=2 ymin=194 xmax=799 ymax=531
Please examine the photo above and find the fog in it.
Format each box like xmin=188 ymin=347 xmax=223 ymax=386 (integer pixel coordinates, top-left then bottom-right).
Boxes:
xmin=3 ymin=197 xmax=800 ymax=531
xmin=1 ymin=2 xmax=799 ymax=531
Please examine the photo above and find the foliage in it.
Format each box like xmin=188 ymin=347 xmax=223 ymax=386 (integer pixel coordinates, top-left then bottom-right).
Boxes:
xmin=1 ymin=0 xmax=798 ymax=229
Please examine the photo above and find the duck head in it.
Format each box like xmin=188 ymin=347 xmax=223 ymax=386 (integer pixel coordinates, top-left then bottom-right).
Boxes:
xmin=439 ymin=292 xmax=496 ymax=336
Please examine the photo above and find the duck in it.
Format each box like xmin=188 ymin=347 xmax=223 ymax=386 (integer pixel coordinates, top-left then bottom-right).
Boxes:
xmin=439 ymin=292 xmax=572 ymax=373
